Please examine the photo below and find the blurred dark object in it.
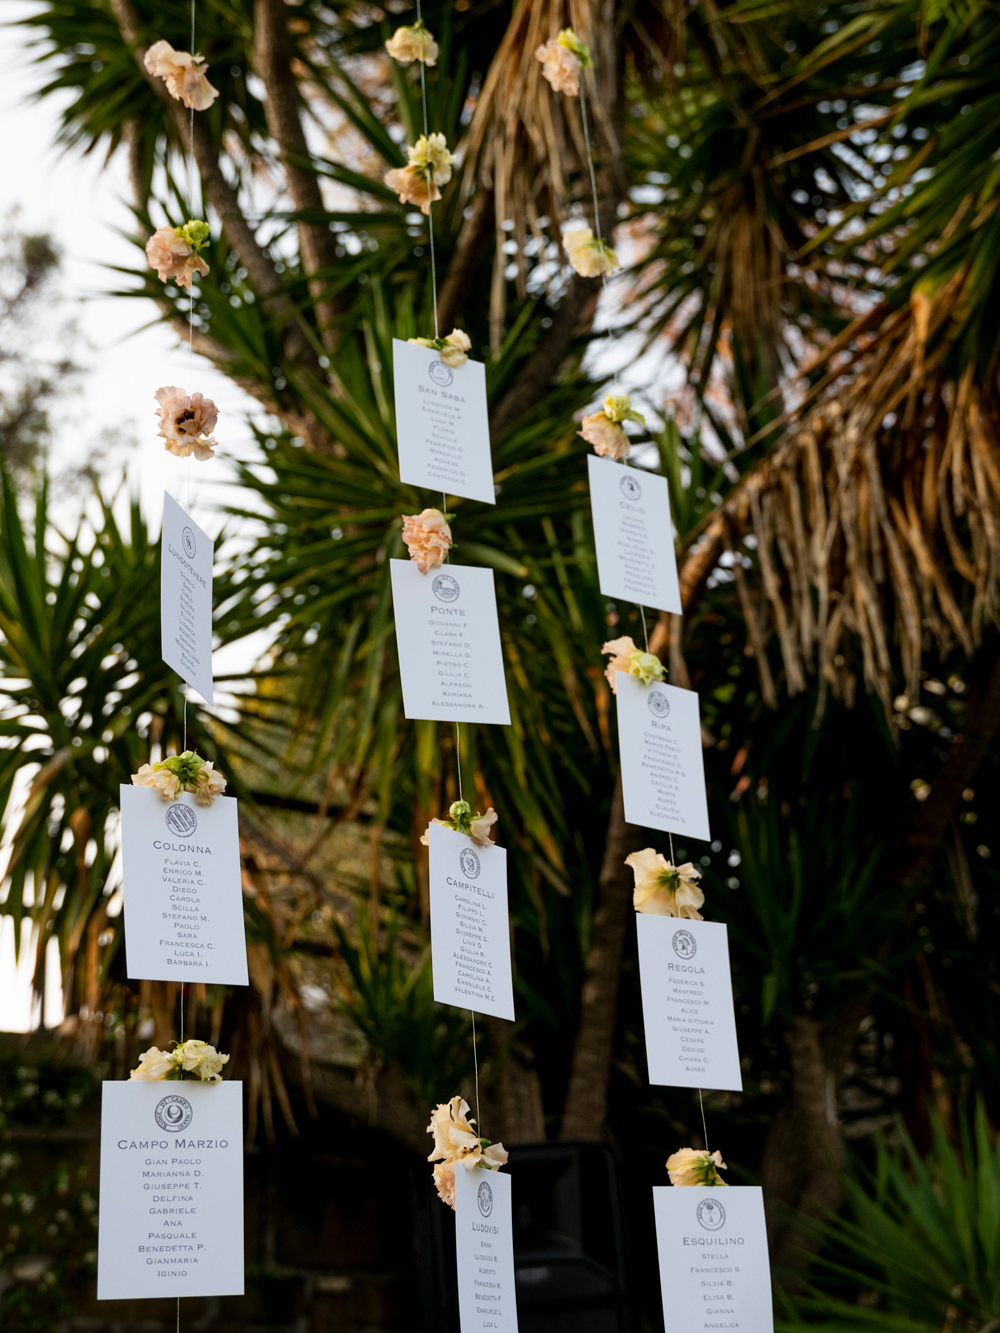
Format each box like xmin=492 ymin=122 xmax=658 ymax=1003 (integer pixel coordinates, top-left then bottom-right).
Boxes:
xmin=414 ymin=1141 xmax=634 ymax=1333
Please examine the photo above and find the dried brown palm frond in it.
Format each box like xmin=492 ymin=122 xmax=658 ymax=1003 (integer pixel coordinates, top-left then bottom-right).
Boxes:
xmin=657 ymin=272 xmax=1000 ymax=714
xmin=458 ymin=0 xmax=622 ymax=347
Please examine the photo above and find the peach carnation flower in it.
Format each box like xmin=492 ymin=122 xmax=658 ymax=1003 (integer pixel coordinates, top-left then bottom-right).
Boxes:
xmin=145 ymin=221 xmax=211 ymax=289
xmin=129 ymin=1046 xmax=177 ymax=1081
xmin=386 ymin=21 xmax=438 ymax=65
xmin=154 ymin=386 xmax=219 ymax=461
xmin=601 ymin=635 xmax=666 ymax=692
xmin=385 ymin=133 xmax=455 ymax=216
xmin=535 ymin=28 xmax=592 ymax=96
xmin=564 ymin=226 xmax=619 ymax=278
xmin=579 ymin=391 xmax=644 ymax=460
xmin=402 ymin=507 xmax=453 ymax=573
xmin=666 ymin=1147 xmax=729 ymax=1187
xmin=144 ymin=39 xmax=219 ymax=111
xmin=426 ymin=1096 xmax=508 ymax=1210
xmin=625 ymin=849 xmax=704 ymax=919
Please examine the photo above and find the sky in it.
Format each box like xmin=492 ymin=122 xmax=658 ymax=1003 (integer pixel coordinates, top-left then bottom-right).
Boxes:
xmin=0 ymin=6 xmax=261 ymax=1030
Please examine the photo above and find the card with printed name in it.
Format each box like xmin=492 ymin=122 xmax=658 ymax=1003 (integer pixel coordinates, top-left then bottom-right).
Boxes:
xmin=97 ymin=1080 xmax=244 ymax=1300
xmin=616 ymin=674 xmax=711 ymax=841
xmin=428 ymin=824 xmax=514 ymax=1021
xmin=161 ymin=492 xmax=214 ymax=704
xmin=653 ymin=1185 xmax=773 ymax=1333
xmin=637 ymin=915 xmax=742 ymax=1091
xmin=455 ymin=1166 xmax=519 ymax=1333
xmin=390 ymin=559 xmax=511 ymax=725
xmin=120 ymin=786 xmax=249 ymax=987
xmin=393 ymin=339 xmax=495 ymax=505
xmin=587 ymin=455 xmax=682 ymax=614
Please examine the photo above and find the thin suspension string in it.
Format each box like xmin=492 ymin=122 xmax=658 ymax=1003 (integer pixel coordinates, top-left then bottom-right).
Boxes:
xmin=454 ymin=721 xmax=463 ymax=802
xmin=471 ymin=1010 xmax=481 ymax=1132
xmin=414 ymin=0 xmax=440 ymax=338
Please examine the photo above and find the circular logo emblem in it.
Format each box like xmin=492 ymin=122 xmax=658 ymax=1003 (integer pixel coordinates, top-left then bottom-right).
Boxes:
xmin=428 ymin=360 xmax=454 ymax=388
xmin=181 ymin=525 xmax=197 ymax=559
xmin=459 ymin=848 xmax=481 ymax=880
xmin=154 ymin=1094 xmax=193 ymax=1133
xmin=164 ymin=804 xmax=198 ymax=838
xmin=432 ymin=574 xmax=460 ymax=604
xmin=647 ymin=690 xmax=671 ymax=719
xmin=477 ymin=1179 xmax=494 ymax=1218
xmin=696 ymin=1197 xmax=726 ymax=1231
xmin=619 ymin=474 xmax=642 ymax=501
xmin=672 ymin=929 xmax=697 ymax=960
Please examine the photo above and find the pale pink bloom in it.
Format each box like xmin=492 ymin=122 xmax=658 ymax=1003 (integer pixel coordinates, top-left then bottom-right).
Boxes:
xmin=535 ymin=38 xmax=581 ymax=95
xmin=666 ymin=1147 xmax=729 ymax=1187
xmin=433 ymin=1159 xmax=457 ymax=1207
xmin=419 ymin=817 xmax=451 ymax=847
xmin=145 ymin=226 xmax=211 ymax=289
xmin=144 ymin=39 xmax=220 ymax=110
xmin=132 ymin=763 xmax=181 ymax=801
xmin=402 ymin=508 xmax=452 ymax=573
xmin=426 ymin=1096 xmax=507 ymax=1211
xmin=385 ymin=165 xmax=439 ymax=215
xmin=564 ymin=227 xmax=619 ymax=277
xmin=625 ymin=848 xmax=704 ymax=919
xmin=385 ymin=134 xmax=455 ymax=216
xmin=601 ymin=635 xmax=638 ymax=691
xmin=154 ymin=386 xmax=219 ymax=461
xmin=194 ymin=761 xmax=227 ymax=805
xmin=579 ymin=410 xmax=630 ymax=460
xmin=129 ymin=1046 xmax=177 ymax=1081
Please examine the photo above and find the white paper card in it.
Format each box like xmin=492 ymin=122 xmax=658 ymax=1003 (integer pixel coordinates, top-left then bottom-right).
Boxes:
xmin=390 ymin=559 xmax=511 ymax=724
xmin=161 ymin=492 xmax=214 ymax=704
xmin=653 ymin=1186 xmax=773 ymax=1333
xmin=637 ymin=916 xmax=742 ymax=1091
xmin=455 ymin=1166 xmax=519 ymax=1333
xmin=120 ymin=786 xmax=249 ymax=987
xmin=98 ymin=1081 xmax=244 ymax=1300
xmin=617 ymin=674 xmax=710 ymax=841
xmin=428 ymin=825 xmax=514 ymax=1021
xmin=393 ymin=339 xmax=495 ymax=504
xmin=588 ymin=455 xmax=682 ymax=614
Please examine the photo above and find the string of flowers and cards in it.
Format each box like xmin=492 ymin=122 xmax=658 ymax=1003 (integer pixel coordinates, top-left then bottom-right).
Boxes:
xmin=533 ymin=16 xmax=771 ymax=1322
xmin=92 ymin=3 xmax=249 ymax=1308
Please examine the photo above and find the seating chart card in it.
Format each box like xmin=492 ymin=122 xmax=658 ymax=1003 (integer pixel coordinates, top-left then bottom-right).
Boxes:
xmin=393 ymin=339 xmax=495 ymax=504
xmin=390 ymin=559 xmax=511 ymax=724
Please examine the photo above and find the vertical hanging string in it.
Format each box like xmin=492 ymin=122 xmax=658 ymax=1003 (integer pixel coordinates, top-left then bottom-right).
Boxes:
xmin=414 ymin=0 xmax=440 ymax=339
xmin=471 ymin=1009 xmax=481 ymax=1131
xmin=454 ymin=721 xmax=464 ymax=802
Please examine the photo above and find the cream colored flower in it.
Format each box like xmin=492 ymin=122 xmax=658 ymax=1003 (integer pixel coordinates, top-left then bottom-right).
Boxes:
xmin=409 ymin=328 xmax=472 ymax=367
xmin=535 ymin=28 xmax=592 ymax=95
xmin=625 ymin=848 xmax=704 ymax=919
xmin=402 ymin=508 xmax=453 ymax=574
xmin=145 ymin=224 xmax=211 ymax=289
xmin=194 ymin=761 xmax=227 ymax=806
xmin=469 ymin=808 xmax=498 ymax=847
xmin=175 ymin=1039 xmax=229 ymax=1083
xmin=132 ymin=763 xmax=182 ymax=802
xmin=386 ymin=134 xmax=455 ymax=216
xmin=564 ymin=227 xmax=619 ymax=278
xmin=426 ymin=1096 xmax=508 ymax=1210
xmin=601 ymin=636 xmax=666 ymax=692
xmin=386 ymin=22 xmax=438 ymax=66
xmin=666 ymin=1147 xmax=728 ymax=1187
xmin=129 ymin=1046 xmax=178 ymax=1081
xmin=579 ymin=411 xmax=630 ymax=460
xmin=144 ymin=39 xmax=219 ymax=111
xmin=419 ymin=817 xmax=451 ymax=847
xmin=154 ymin=386 xmax=218 ymax=461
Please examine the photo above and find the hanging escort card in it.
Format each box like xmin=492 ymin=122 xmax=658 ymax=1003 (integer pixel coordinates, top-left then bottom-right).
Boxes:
xmin=455 ymin=1166 xmax=519 ymax=1333
xmin=393 ymin=339 xmax=495 ymax=505
xmin=587 ymin=456 xmax=682 ymax=615
xmin=653 ymin=1186 xmax=774 ymax=1333
xmin=120 ymin=787 xmax=249 ymax=987
xmin=97 ymin=1080 xmax=244 ymax=1300
xmin=390 ymin=560 xmax=511 ymax=725
xmin=428 ymin=824 xmax=515 ymax=1021
xmin=161 ymin=492 xmax=215 ymax=705
xmin=616 ymin=674 xmax=711 ymax=841
xmin=636 ymin=916 xmax=742 ymax=1092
